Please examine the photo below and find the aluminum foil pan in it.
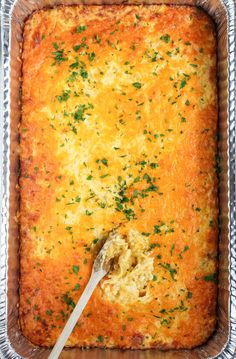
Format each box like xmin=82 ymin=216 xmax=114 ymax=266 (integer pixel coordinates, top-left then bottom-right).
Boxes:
xmin=0 ymin=0 xmax=236 ymax=358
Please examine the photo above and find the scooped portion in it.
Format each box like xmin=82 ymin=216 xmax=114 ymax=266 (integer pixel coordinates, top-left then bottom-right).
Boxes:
xmin=100 ymin=230 xmax=154 ymax=305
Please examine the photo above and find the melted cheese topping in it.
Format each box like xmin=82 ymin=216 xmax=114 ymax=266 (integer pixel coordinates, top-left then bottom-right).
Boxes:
xmin=20 ymin=5 xmax=218 ymax=350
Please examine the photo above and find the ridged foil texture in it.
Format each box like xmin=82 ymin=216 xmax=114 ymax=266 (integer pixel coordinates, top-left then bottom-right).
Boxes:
xmin=0 ymin=0 xmax=235 ymax=358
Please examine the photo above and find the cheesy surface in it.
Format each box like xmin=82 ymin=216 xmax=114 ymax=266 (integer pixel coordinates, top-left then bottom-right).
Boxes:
xmin=20 ymin=5 xmax=218 ymax=349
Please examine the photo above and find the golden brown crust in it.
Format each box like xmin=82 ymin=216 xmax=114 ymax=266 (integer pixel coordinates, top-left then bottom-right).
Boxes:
xmin=20 ymin=5 xmax=218 ymax=349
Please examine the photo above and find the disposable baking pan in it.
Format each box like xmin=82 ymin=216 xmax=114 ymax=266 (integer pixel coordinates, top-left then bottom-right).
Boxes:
xmin=0 ymin=0 xmax=236 ymax=358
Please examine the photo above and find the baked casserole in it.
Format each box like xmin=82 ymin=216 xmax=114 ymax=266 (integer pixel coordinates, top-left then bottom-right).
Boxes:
xmin=19 ymin=5 xmax=218 ymax=349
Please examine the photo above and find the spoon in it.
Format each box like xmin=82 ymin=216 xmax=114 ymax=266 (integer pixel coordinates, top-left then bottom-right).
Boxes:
xmin=48 ymin=232 xmax=115 ymax=359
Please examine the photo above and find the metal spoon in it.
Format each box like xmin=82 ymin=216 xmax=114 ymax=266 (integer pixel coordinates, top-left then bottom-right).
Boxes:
xmin=48 ymin=233 xmax=115 ymax=359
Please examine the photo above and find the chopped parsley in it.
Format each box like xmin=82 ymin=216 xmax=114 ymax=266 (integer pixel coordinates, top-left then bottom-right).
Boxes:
xmin=67 ymin=71 xmax=78 ymax=82
xmin=180 ymin=78 xmax=187 ymax=89
xmin=88 ymin=52 xmax=96 ymax=62
xmin=76 ymin=25 xmax=87 ymax=33
xmin=132 ymin=82 xmax=142 ymax=89
xmin=57 ymin=90 xmax=70 ymax=102
xmin=179 ymin=245 xmax=189 ymax=259
xmin=74 ymin=103 xmax=93 ymax=122
xmin=96 ymin=158 xmax=108 ymax=167
xmin=62 ymin=293 xmax=75 ymax=309
xmin=203 ymin=273 xmax=217 ymax=283
xmin=52 ymin=43 xmax=68 ymax=65
xmin=72 ymin=265 xmax=80 ymax=274
xmin=160 ymin=34 xmax=170 ymax=43
xmin=180 ymin=74 xmax=190 ymax=89
xmin=73 ymin=283 xmax=81 ymax=291
xmin=70 ymin=58 xmax=88 ymax=80
xmin=97 ymin=335 xmax=104 ymax=342
xmin=73 ymin=43 xmax=88 ymax=52
xmin=187 ymin=291 xmax=192 ymax=299
xmin=95 ymin=34 xmax=101 ymax=43
xmin=159 ymin=263 xmax=177 ymax=281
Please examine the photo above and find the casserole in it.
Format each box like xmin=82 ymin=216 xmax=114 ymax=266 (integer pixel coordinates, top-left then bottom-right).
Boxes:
xmin=0 ymin=0 xmax=236 ymax=358
xmin=20 ymin=4 xmax=218 ymax=350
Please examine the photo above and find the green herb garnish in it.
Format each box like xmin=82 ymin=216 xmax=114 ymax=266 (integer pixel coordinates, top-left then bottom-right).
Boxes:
xmin=132 ymin=82 xmax=142 ymax=89
xmin=160 ymin=34 xmax=170 ymax=43
xmin=52 ymin=43 xmax=68 ymax=65
xmin=72 ymin=265 xmax=80 ymax=274
xmin=76 ymin=25 xmax=87 ymax=33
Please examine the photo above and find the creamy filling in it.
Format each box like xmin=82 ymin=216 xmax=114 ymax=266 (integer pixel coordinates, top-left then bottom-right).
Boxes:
xmin=100 ymin=229 xmax=154 ymax=305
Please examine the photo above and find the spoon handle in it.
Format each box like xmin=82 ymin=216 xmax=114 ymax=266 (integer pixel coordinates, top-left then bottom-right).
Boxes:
xmin=48 ymin=269 xmax=106 ymax=359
